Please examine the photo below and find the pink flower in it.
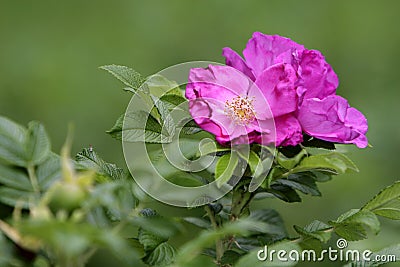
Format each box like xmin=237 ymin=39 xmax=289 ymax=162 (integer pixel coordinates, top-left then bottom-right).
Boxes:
xmin=221 ymin=32 xmax=367 ymax=147
xmin=298 ymin=95 xmax=368 ymax=148
xmin=185 ymin=65 xmax=277 ymax=145
xmin=186 ymin=32 xmax=368 ymax=147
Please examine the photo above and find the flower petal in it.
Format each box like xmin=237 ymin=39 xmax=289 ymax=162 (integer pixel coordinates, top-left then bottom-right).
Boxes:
xmin=252 ymin=63 xmax=298 ymax=117
xmin=243 ymin=32 xmax=304 ymax=77
xmin=222 ymin=47 xmax=256 ymax=81
xmin=297 ymin=50 xmax=339 ymax=102
xmin=186 ymin=65 xmax=251 ymax=101
xmin=298 ymin=96 xmax=368 ymax=148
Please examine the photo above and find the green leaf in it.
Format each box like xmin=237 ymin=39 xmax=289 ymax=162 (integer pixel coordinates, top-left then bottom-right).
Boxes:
xmin=330 ymin=209 xmax=380 ymax=241
xmin=215 ymin=152 xmax=239 ymax=188
xmin=292 ymin=152 xmax=358 ymax=175
xmin=182 ymin=217 xmax=211 ymax=229
xmin=175 ymin=219 xmax=275 ymax=265
xmin=146 ymin=74 xmax=180 ymax=97
xmin=277 ymin=149 xmax=307 ymax=170
xmin=198 ymin=140 xmax=230 ymax=157
xmin=138 ymin=228 xmax=168 ymax=251
xmin=36 ymin=152 xmax=61 ymax=189
xmin=0 ymin=164 xmax=32 ymax=191
xmin=25 ymin=121 xmax=51 ymax=165
xmin=267 ymin=185 xmax=302 ymax=203
xmin=131 ymin=216 xmax=180 ymax=240
xmin=221 ymin=250 xmax=242 ymax=266
xmin=0 ymin=231 xmax=21 ymax=267
xmin=144 ymin=242 xmax=176 ymax=267
xmin=0 ymin=116 xmax=27 ymax=167
xmin=247 ymin=150 xmax=261 ymax=174
xmin=294 ymin=220 xmax=332 ymax=243
xmin=274 ymin=172 xmax=321 ymax=196
xmin=179 ymin=119 xmax=202 ymax=135
xmin=100 ymin=65 xmax=145 ymax=91
xmin=18 ymin=220 xmax=140 ymax=264
xmin=76 ymin=148 xmax=124 ymax=180
xmin=0 ymin=187 xmax=34 ymax=208
xmin=87 ymin=181 xmax=137 ymax=221
xmin=107 ymin=112 xmax=173 ymax=143
xmin=235 ymin=239 xmax=302 ymax=267
xmin=151 ymin=95 xmax=176 ymax=139
xmin=249 ymin=209 xmax=287 ymax=238
xmin=362 ymin=181 xmax=400 ymax=220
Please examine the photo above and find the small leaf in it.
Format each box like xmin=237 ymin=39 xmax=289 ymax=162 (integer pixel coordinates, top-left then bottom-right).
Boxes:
xmin=76 ymin=148 xmax=124 ymax=180
xmin=36 ymin=153 xmax=61 ymax=189
xmin=267 ymin=184 xmax=302 ymax=203
xmin=249 ymin=209 xmax=287 ymax=238
xmin=330 ymin=209 xmax=380 ymax=241
xmin=362 ymin=181 xmax=400 ymax=220
xmin=292 ymin=152 xmax=358 ymax=175
xmin=221 ymin=250 xmax=242 ymax=265
xmin=0 ymin=164 xmax=32 ymax=191
xmin=144 ymin=242 xmax=176 ymax=267
xmin=25 ymin=121 xmax=51 ymax=165
xmin=277 ymin=149 xmax=307 ymax=170
xmin=215 ymin=153 xmax=239 ymax=188
xmin=294 ymin=220 xmax=332 ymax=243
xmin=274 ymin=172 xmax=321 ymax=196
xmin=107 ymin=112 xmax=172 ymax=143
xmin=100 ymin=65 xmax=145 ymax=91
xmin=0 ymin=187 xmax=34 ymax=208
xmin=138 ymin=228 xmax=167 ymax=251
xmin=0 ymin=116 xmax=27 ymax=167
xmin=182 ymin=217 xmax=211 ymax=229
xmin=198 ymin=141 xmax=230 ymax=156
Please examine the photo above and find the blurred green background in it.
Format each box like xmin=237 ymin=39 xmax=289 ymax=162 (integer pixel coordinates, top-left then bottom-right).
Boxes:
xmin=0 ymin=0 xmax=399 ymax=266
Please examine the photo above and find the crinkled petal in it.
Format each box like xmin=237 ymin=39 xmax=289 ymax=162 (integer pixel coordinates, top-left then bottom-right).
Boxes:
xmin=252 ymin=63 xmax=298 ymax=117
xmin=298 ymin=95 xmax=368 ymax=148
xmin=298 ymin=49 xmax=338 ymax=101
xmin=274 ymin=114 xmax=303 ymax=147
xmin=222 ymin=47 xmax=256 ymax=81
xmin=243 ymin=32 xmax=304 ymax=77
xmin=186 ymin=65 xmax=251 ymax=101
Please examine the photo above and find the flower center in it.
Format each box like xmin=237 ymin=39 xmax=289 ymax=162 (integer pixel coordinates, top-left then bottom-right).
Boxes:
xmin=224 ymin=95 xmax=256 ymax=125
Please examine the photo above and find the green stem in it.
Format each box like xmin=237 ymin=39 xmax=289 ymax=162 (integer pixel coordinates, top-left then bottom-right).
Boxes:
xmin=230 ymin=185 xmax=254 ymax=221
xmin=205 ymin=205 xmax=224 ymax=264
xmin=27 ymin=164 xmax=40 ymax=195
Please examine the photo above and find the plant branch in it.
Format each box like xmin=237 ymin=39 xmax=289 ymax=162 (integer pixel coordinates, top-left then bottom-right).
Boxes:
xmin=27 ymin=164 xmax=40 ymax=195
xmin=205 ymin=205 xmax=224 ymax=264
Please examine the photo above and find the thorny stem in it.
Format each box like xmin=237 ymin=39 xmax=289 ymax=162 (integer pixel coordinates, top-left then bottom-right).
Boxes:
xmin=205 ymin=205 xmax=224 ymax=264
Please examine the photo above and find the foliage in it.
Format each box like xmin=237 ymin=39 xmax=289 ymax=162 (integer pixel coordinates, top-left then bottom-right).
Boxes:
xmin=0 ymin=66 xmax=398 ymax=266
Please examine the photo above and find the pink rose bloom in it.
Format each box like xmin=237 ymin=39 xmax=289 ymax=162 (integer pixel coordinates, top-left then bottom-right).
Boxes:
xmin=186 ymin=65 xmax=277 ymax=145
xmin=221 ymin=32 xmax=368 ymax=147
xmin=186 ymin=32 xmax=368 ymax=147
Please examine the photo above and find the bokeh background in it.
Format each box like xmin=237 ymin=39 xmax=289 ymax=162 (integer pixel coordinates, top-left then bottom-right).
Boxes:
xmin=0 ymin=0 xmax=399 ymax=266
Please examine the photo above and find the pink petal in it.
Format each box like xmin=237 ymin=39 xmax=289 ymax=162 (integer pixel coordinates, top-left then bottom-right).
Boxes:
xmin=298 ymin=50 xmax=338 ymax=101
xmin=222 ymin=47 xmax=256 ymax=81
xmin=253 ymin=63 xmax=298 ymax=117
xmin=243 ymin=32 xmax=304 ymax=77
xmin=298 ymin=96 xmax=368 ymax=148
